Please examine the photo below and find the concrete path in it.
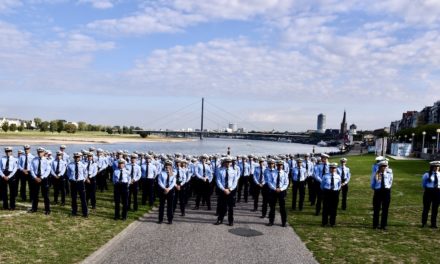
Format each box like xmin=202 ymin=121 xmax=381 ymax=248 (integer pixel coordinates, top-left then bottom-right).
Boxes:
xmin=82 ymin=197 xmax=317 ymax=264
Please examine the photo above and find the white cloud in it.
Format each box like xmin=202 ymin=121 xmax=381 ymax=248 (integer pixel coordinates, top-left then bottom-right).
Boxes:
xmin=65 ymin=33 xmax=115 ymax=53
xmin=78 ymin=0 xmax=114 ymax=9
xmin=0 ymin=0 xmax=22 ymax=13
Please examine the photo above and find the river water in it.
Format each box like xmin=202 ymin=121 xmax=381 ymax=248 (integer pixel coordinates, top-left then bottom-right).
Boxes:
xmin=1 ymin=138 xmax=338 ymax=156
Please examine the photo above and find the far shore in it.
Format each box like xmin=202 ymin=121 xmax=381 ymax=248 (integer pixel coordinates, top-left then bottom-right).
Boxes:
xmin=0 ymin=132 xmax=193 ymax=145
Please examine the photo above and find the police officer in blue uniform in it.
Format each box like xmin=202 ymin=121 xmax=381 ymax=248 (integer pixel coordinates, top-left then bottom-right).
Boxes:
xmin=0 ymin=147 xmax=18 ymax=210
xmin=421 ymin=161 xmax=440 ymax=228
xmin=194 ymin=154 xmax=213 ymax=210
xmin=267 ymin=160 xmax=289 ymax=227
xmin=337 ymin=158 xmax=351 ymax=210
xmin=141 ymin=154 xmax=157 ymax=206
xmin=18 ymin=145 xmax=34 ymax=201
xmin=29 ymin=147 xmax=51 ymax=214
xmin=173 ymin=159 xmax=187 ymax=216
xmin=314 ymin=153 xmax=330 ymax=216
xmin=85 ymin=152 xmax=98 ymax=210
xmin=215 ymin=156 xmax=238 ymax=226
xmin=237 ymin=156 xmax=250 ymax=203
xmin=321 ymin=163 xmax=341 ymax=227
xmin=252 ymin=157 xmax=266 ymax=213
xmin=291 ymin=158 xmax=307 ymax=211
xmin=113 ymin=159 xmax=130 ymax=220
xmin=371 ymin=160 xmax=393 ymax=230
xmin=51 ymin=151 xmax=67 ymax=206
xmin=127 ymin=154 xmax=141 ymax=211
xmin=157 ymin=160 xmax=176 ymax=224
xmin=67 ymin=152 xmax=88 ymax=217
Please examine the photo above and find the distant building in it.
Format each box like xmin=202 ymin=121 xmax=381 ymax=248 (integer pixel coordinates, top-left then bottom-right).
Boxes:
xmin=317 ymin=114 xmax=326 ymax=133
xmin=390 ymin=100 xmax=440 ymax=133
xmin=340 ymin=110 xmax=348 ymax=139
xmin=349 ymin=124 xmax=357 ymax=135
xmin=228 ymin=123 xmax=238 ymax=132
xmin=390 ymin=120 xmax=400 ymax=136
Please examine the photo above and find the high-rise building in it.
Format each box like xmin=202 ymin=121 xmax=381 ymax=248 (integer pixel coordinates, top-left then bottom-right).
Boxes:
xmin=228 ymin=123 xmax=238 ymax=132
xmin=317 ymin=114 xmax=326 ymax=133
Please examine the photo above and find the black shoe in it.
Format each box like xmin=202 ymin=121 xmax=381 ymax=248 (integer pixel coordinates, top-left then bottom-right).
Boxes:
xmin=282 ymin=223 xmax=287 ymax=227
xmin=228 ymin=222 xmax=234 ymax=226
xmin=266 ymin=223 xmax=273 ymax=227
xmin=207 ymin=207 xmax=212 ymax=211
xmin=192 ymin=206 xmax=199 ymax=210
xmin=167 ymin=221 xmax=173 ymax=225
xmin=45 ymin=211 xmax=51 ymax=215
xmin=321 ymin=223 xmax=327 ymax=227
xmin=214 ymin=220 xmax=223 ymax=225
xmin=260 ymin=215 xmax=265 ymax=218
xmin=180 ymin=213 xmax=185 ymax=216
xmin=27 ymin=209 xmax=36 ymax=213
xmin=380 ymin=226 xmax=387 ymax=230
xmin=373 ymin=226 xmax=378 ymax=229
xmin=60 ymin=203 xmax=65 ymax=206
xmin=431 ymin=225 xmax=438 ymax=229
xmin=157 ymin=221 xmax=163 ymax=224
xmin=82 ymin=214 xmax=88 ymax=218
xmin=421 ymin=224 xmax=426 ymax=228
xmin=251 ymin=209 xmax=257 ymax=212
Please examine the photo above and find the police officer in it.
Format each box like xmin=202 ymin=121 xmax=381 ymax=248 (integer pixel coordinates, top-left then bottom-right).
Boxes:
xmin=51 ymin=151 xmax=67 ymax=206
xmin=96 ymin=149 xmax=108 ymax=192
xmin=252 ymin=157 xmax=266 ymax=213
xmin=0 ymin=147 xmax=18 ymax=210
xmin=173 ymin=159 xmax=187 ymax=216
xmin=304 ymin=154 xmax=315 ymax=205
xmin=18 ymin=145 xmax=33 ymax=201
xmin=337 ymin=158 xmax=351 ymax=210
xmin=261 ymin=159 xmax=276 ymax=219
xmin=267 ymin=160 xmax=289 ymax=227
xmin=291 ymin=158 xmax=307 ymax=211
xmin=194 ymin=154 xmax=213 ymax=210
xmin=215 ymin=156 xmax=238 ymax=226
xmin=29 ymin=147 xmax=51 ymax=214
xmin=141 ymin=154 xmax=157 ymax=206
xmin=85 ymin=152 xmax=98 ymax=210
xmin=314 ymin=153 xmax=330 ymax=216
xmin=67 ymin=152 xmax=88 ymax=217
xmin=113 ymin=159 xmax=129 ymax=220
xmin=371 ymin=160 xmax=393 ymax=230
xmin=127 ymin=154 xmax=141 ymax=211
xmin=59 ymin=145 xmax=70 ymax=196
xmin=157 ymin=160 xmax=176 ymax=224
xmin=237 ymin=156 xmax=250 ymax=203
xmin=421 ymin=161 xmax=440 ymax=228
xmin=321 ymin=163 xmax=341 ymax=227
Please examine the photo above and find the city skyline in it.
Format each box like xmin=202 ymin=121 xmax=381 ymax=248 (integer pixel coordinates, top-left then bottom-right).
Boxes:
xmin=0 ymin=1 xmax=439 ymax=131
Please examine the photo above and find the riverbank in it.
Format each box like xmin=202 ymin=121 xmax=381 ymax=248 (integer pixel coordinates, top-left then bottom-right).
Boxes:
xmin=0 ymin=131 xmax=192 ymax=145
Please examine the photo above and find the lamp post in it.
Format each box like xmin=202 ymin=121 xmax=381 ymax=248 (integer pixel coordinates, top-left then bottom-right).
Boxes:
xmin=422 ymin=131 xmax=426 ymax=153
xmin=433 ymin=136 xmax=437 ymax=154
xmin=404 ymin=134 xmax=407 ymax=143
xmin=412 ymin=133 xmax=415 ymax=153
xmin=437 ymin=128 xmax=440 ymax=153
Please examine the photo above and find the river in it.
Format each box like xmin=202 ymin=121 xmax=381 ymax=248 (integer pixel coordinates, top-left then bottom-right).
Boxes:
xmin=0 ymin=138 xmax=338 ymax=156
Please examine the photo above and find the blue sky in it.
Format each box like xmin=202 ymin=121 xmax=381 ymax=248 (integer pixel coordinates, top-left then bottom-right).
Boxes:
xmin=0 ymin=0 xmax=439 ymax=131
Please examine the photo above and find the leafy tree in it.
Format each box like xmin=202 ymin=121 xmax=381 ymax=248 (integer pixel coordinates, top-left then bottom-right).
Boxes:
xmin=9 ymin=123 xmax=17 ymax=131
xmin=34 ymin=118 xmax=42 ymax=129
xmin=78 ymin=121 xmax=87 ymax=131
xmin=56 ymin=120 xmax=65 ymax=133
xmin=18 ymin=123 xmax=24 ymax=132
xmin=40 ymin=121 xmax=50 ymax=132
xmin=2 ymin=121 xmax=9 ymax=132
xmin=49 ymin=120 xmax=58 ymax=133
xmin=106 ymin=127 xmax=113 ymax=134
xmin=64 ymin=123 xmax=77 ymax=134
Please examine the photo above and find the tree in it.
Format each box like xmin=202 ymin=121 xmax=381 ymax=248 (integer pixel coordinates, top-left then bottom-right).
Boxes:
xmin=25 ymin=121 xmax=33 ymax=129
xmin=9 ymin=123 xmax=17 ymax=132
xmin=40 ymin=121 xmax=50 ymax=132
xmin=18 ymin=123 xmax=24 ymax=132
xmin=56 ymin=120 xmax=65 ymax=133
xmin=50 ymin=120 xmax=58 ymax=133
xmin=78 ymin=121 xmax=87 ymax=131
xmin=122 ymin=126 xmax=129 ymax=134
xmin=106 ymin=127 xmax=113 ymax=134
xmin=34 ymin=118 xmax=42 ymax=129
xmin=64 ymin=123 xmax=77 ymax=134
xmin=2 ymin=121 xmax=9 ymax=132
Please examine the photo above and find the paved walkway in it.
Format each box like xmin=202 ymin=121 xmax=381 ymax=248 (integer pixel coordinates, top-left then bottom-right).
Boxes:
xmin=82 ymin=196 xmax=317 ymax=264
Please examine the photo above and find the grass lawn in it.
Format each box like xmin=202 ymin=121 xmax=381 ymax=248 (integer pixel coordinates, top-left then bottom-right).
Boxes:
xmin=0 ymin=130 xmax=142 ymax=139
xmin=288 ymin=154 xmax=435 ymax=263
xmin=0 ymin=184 xmax=152 ymax=264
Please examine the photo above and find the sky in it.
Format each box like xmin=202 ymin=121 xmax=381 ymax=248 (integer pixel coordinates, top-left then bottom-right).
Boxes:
xmin=0 ymin=0 xmax=439 ymax=132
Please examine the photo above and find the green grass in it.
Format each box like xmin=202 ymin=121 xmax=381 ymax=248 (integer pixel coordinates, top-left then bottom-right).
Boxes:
xmin=0 ymin=184 xmax=152 ymax=264
xmin=288 ymin=154 xmax=435 ymax=263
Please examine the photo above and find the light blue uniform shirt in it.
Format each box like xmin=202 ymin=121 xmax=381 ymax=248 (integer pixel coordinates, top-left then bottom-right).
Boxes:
xmin=314 ymin=163 xmax=329 ymax=183
xmin=175 ymin=167 xmax=187 ymax=185
xmin=253 ymin=165 xmax=266 ymax=185
xmin=370 ymin=169 xmax=393 ymax=190
xmin=0 ymin=155 xmax=18 ymax=178
xmin=268 ymin=169 xmax=289 ymax=191
xmin=302 ymin=159 xmax=314 ymax=178
xmin=158 ymin=171 xmax=176 ymax=190
xmin=18 ymin=153 xmax=34 ymax=171
xmin=51 ymin=159 xmax=67 ymax=177
xmin=320 ymin=173 xmax=342 ymax=191
xmin=127 ymin=163 xmax=142 ymax=182
xmin=141 ymin=162 xmax=157 ymax=179
xmin=216 ymin=166 xmax=239 ymax=191
xmin=337 ymin=166 xmax=351 ymax=184
xmin=195 ymin=163 xmax=213 ymax=182
xmin=30 ymin=157 xmax=51 ymax=179
xmin=83 ymin=160 xmax=98 ymax=178
xmin=67 ymin=161 xmax=87 ymax=181
xmin=292 ymin=166 xmax=307 ymax=182
xmin=422 ymin=172 xmax=440 ymax=189
xmin=238 ymin=161 xmax=250 ymax=177
xmin=113 ymin=168 xmax=130 ymax=184
xmin=96 ymin=156 xmax=108 ymax=172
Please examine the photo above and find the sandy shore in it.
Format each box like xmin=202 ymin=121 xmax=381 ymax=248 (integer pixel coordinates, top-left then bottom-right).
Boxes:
xmin=0 ymin=136 xmax=193 ymax=145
